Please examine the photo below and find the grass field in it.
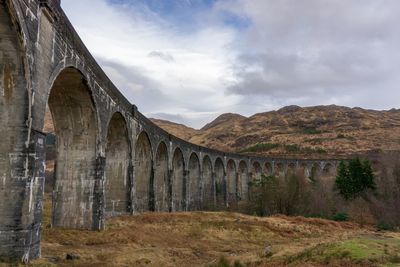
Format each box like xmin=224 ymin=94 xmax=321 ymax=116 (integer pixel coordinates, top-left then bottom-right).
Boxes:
xmin=2 ymin=197 xmax=400 ymax=267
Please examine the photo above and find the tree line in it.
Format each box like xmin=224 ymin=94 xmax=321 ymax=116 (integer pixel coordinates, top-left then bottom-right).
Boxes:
xmin=246 ymin=154 xmax=400 ymax=230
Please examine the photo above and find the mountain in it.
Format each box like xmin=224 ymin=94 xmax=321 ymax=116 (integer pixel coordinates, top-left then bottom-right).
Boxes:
xmin=151 ymin=105 xmax=400 ymax=159
xmin=150 ymin=118 xmax=198 ymax=141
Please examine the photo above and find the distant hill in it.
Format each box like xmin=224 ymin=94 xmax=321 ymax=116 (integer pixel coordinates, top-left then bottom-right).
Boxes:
xmin=151 ymin=105 xmax=400 ymax=159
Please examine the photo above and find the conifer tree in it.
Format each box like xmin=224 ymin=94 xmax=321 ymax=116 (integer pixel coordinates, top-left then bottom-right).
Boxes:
xmin=334 ymin=158 xmax=376 ymax=200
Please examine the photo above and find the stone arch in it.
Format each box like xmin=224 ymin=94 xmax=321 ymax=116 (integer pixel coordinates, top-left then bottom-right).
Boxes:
xmin=322 ymin=162 xmax=334 ymax=178
xmin=275 ymin=162 xmax=285 ymax=177
xmin=226 ymin=159 xmax=237 ymax=206
xmin=172 ymin=147 xmax=185 ymax=211
xmin=47 ymin=67 xmax=98 ymax=229
xmin=154 ymin=141 xmax=169 ymax=212
xmin=238 ymin=161 xmax=249 ymax=202
xmin=252 ymin=162 xmax=263 ymax=181
xmin=214 ymin=157 xmax=226 ymax=210
xmin=287 ymin=162 xmax=296 ymax=175
xmin=264 ymin=162 xmax=273 ymax=176
xmin=135 ymin=131 xmax=153 ymax=212
xmin=249 ymin=162 xmax=262 ymax=203
xmin=300 ymin=163 xmax=309 ymax=178
xmin=202 ymin=155 xmax=213 ymax=209
xmin=188 ymin=153 xmax=201 ymax=210
xmin=310 ymin=163 xmax=322 ymax=181
xmin=105 ymin=112 xmax=131 ymax=216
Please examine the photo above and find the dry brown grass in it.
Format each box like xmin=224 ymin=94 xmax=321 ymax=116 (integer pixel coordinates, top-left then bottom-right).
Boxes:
xmin=28 ymin=208 xmax=377 ymax=267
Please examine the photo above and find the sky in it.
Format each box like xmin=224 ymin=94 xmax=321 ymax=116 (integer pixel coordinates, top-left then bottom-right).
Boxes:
xmin=61 ymin=0 xmax=400 ymax=129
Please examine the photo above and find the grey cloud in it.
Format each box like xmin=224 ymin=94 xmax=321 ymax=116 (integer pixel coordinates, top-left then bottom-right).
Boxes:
xmin=221 ymin=0 xmax=400 ymax=110
xmin=148 ymin=51 xmax=175 ymax=62
xmin=97 ymin=58 xmax=174 ymax=113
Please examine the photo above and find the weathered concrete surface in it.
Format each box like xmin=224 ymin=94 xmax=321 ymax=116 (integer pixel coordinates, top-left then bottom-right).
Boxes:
xmin=0 ymin=0 xmax=340 ymax=261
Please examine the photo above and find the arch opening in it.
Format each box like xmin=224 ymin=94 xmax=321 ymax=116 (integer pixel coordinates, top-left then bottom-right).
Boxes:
xmin=172 ymin=148 xmax=185 ymax=211
xmin=310 ymin=163 xmax=321 ymax=181
xmin=188 ymin=153 xmax=201 ymax=211
xmin=264 ymin=162 xmax=273 ymax=176
xmin=275 ymin=162 xmax=285 ymax=177
xmin=321 ymin=163 xmax=334 ymax=179
xmin=214 ymin=158 xmax=226 ymax=210
xmin=226 ymin=159 xmax=237 ymax=207
xmin=202 ymin=156 xmax=213 ymax=210
xmin=135 ymin=132 xmax=153 ymax=212
xmin=154 ymin=142 xmax=169 ymax=212
xmin=288 ymin=163 xmax=296 ymax=175
xmin=238 ymin=161 xmax=249 ymax=203
xmin=105 ymin=113 xmax=130 ymax=216
xmin=252 ymin=162 xmax=262 ymax=181
xmin=45 ymin=67 xmax=98 ymax=229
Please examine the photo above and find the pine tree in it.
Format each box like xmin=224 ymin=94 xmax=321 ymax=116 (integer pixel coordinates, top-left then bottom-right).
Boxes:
xmin=334 ymin=158 xmax=376 ymax=200
xmin=335 ymin=161 xmax=351 ymax=199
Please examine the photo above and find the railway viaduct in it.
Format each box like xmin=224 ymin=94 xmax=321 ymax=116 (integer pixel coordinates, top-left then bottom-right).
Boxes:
xmin=0 ymin=0 xmax=338 ymax=261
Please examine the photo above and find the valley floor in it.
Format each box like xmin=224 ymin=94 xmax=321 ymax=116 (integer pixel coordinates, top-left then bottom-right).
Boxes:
xmin=19 ymin=209 xmax=400 ymax=267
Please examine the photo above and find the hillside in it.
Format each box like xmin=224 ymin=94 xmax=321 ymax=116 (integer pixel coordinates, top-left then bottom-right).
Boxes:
xmin=150 ymin=118 xmax=198 ymax=141
xmin=151 ymin=105 xmax=400 ymax=159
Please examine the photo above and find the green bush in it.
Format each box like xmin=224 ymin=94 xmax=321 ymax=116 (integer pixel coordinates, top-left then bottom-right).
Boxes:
xmin=376 ymin=222 xmax=395 ymax=231
xmin=239 ymin=143 xmax=280 ymax=153
xmin=302 ymin=127 xmax=322 ymax=134
xmin=332 ymin=212 xmax=349 ymax=221
xmin=315 ymin=148 xmax=327 ymax=154
xmin=285 ymin=144 xmax=301 ymax=152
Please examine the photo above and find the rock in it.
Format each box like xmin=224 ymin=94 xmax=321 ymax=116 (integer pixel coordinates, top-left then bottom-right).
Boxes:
xmin=264 ymin=243 xmax=273 ymax=257
xmin=66 ymin=252 xmax=80 ymax=260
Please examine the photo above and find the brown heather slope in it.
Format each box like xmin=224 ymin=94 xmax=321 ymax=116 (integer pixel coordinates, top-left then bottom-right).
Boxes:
xmin=150 ymin=118 xmax=198 ymax=141
xmin=151 ymin=105 xmax=400 ymax=159
xmin=24 ymin=196 xmax=400 ymax=267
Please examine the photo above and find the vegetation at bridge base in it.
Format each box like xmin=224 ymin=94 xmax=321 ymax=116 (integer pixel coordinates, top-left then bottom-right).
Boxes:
xmin=247 ymin=153 xmax=400 ymax=231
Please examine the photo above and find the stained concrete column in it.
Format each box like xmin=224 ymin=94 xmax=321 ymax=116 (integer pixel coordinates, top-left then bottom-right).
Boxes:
xmin=128 ymin=163 xmax=135 ymax=214
xmin=167 ymin=169 xmax=173 ymax=212
xmin=149 ymin=160 xmax=155 ymax=212
xmin=183 ymin=170 xmax=189 ymax=211
xmin=92 ymin=156 xmax=106 ymax=230
xmin=199 ymin=170 xmax=204 ymax=209
xmin=211 ymin=171 xmax=216 ymax=209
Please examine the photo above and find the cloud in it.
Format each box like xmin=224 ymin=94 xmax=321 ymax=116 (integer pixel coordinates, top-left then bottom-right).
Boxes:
xmin=148 ymin=51 xmax=175 ymax=63
xmin=61 ymin=0 xmax=240 ymax=128
xmin=61 ymin=0 xmax=400 ymax=128
xmin=218 ymin=0 xmax=400 ymax=110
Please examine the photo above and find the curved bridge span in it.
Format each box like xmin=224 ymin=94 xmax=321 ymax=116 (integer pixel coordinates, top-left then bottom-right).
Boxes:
xmin=0 ymin=0 xmax=339 ymax=261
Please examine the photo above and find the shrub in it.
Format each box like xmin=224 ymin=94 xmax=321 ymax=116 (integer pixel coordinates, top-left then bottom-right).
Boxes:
xmin=302 ymin=127 xmax=323 ymax=134
xmin=376 ymin=222 xmax=395 ymax=231
xmin=285 ymin=144 xmax=301 ymax=152
xmin=239 ymin=143 xmax=280 ymax=153
xmin=332 ymin=212 xmax=349 ymax=222
xmin=315 ymin=148 xmax=327 ymax=154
